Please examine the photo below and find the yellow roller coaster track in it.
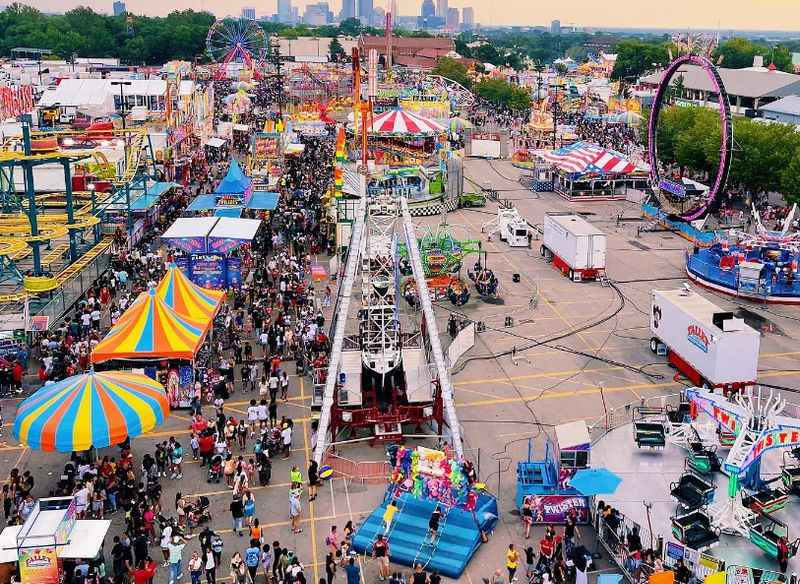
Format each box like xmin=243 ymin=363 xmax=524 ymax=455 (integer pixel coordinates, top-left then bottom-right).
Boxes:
xmin=0 ymin=238 xmax=113 ymax=302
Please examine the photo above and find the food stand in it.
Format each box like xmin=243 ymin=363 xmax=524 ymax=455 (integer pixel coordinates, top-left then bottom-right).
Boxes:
xmin=0 ymin=497 xmax=110 ymax=584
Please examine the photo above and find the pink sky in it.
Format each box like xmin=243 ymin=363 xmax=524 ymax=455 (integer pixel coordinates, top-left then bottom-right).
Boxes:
xmin=25 ymin=0 xmax=800 ymax=30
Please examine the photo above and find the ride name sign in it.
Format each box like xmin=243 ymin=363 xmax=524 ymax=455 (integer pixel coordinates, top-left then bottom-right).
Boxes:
xmin=658 ymin=178 xmax=687 ymax=198
xmin=739 ymin=428 xmax=800 ymax=472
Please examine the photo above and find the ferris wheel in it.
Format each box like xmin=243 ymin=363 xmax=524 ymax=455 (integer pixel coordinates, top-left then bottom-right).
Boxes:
xmin=205 ymin=18 xmax=267 ymax=68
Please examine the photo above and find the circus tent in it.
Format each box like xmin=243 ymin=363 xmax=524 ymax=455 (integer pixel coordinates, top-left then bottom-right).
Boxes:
xmin=156 ymin=263 xmax=225 ymax=321
xmin=91 ymin=288 xmax=211 ymax=363
xmin=367 ymin=109 xmax=447 ymax=136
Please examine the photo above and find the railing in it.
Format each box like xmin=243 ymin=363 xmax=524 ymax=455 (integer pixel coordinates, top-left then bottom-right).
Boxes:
xmin=642 ymin=203 xmax=717 ymax=246
xmin=687 ymin=252 xmax=800 ymax=298
xmin=323 ymin=452 xmax=390 ymax=486
xmin=596 ymin=515 xmax=657 ymax=584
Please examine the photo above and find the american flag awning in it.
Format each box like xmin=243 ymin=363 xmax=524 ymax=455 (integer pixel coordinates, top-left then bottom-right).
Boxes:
xmin=536 ymin=141 xmax=640 ymax=176
xmin=368 ymin=109 xmax=446 ymax=136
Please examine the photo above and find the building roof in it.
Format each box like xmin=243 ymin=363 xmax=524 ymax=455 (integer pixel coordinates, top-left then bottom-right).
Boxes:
xmin=640 ymin=65 xmax=800 ymax=99
xmin=359 ymin=35 xmax=454 ymax=51
xmin=759 ymin=94 xmax=800 ymax=116
xmin=393 ymin=55 xmax=439 ymax=69
xmin=39 ymin=78 xmax=170 ymax=108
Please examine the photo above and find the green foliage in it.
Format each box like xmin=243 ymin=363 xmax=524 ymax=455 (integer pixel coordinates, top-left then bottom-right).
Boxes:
xmin=643 ymin=104 xmax=800 ymax=199
xmin=712 ymin=38 xmax=794 ymax=72
xmin=431 ymin=57 xmax=471 ymax=89
xmin=329 ymin=37 xmax=345 ymax=62
xmin=611 ymin=39 xmax=669 ymax=80
xmin=474 ymin=78 xmax=531 ymax=111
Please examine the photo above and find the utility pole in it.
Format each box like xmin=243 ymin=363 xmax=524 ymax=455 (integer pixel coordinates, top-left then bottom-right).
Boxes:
xmin=268 ymin=36 xmax=288 ymax=119
xmin=552 ymin=80 xmax=560 ymax=149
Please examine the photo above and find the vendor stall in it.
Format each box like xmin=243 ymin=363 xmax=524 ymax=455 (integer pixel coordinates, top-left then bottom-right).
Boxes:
xmin=532 ymin=141 xmax=648 ymax=201
xmin=162 ymin=216 xmax=262 ymax=289
xmin=351 ymin=109 xmax=447 ymax=166
xmin=0 ymin=497 xmax=110 ymax=584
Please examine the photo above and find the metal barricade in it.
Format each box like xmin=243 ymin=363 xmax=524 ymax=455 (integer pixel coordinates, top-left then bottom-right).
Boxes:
xmin=323 ymin=451 xmax=390 ymax=487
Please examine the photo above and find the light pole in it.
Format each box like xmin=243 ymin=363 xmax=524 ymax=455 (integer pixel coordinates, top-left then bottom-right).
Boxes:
xmin=110 ymin=80 xmax=132 ymax=163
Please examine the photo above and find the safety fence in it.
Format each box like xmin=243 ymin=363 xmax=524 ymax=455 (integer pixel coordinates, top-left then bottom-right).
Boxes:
xmin=323 ymin=452 xmax=390 ymax=487
xmin=596 ymin=515 xmax=658 ymax=584
xmin=641 ymin=203 xmax=717 ymax=246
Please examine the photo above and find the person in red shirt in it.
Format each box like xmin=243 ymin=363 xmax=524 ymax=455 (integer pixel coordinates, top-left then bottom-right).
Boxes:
xmin=538 ymin=534 xmax=555 ymax=570
xmin=130 ymin=558 xmax=156 ymax=584
xmin=191 ymin=415 xmax=209 ymax=435
xmin=198 ymin=433 xmax=215 ymax=466
xmin=11 ymin=362 xmax=23 ymax=393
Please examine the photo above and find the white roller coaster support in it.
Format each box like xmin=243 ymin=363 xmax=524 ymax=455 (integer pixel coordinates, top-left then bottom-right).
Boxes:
xmin=313 ymin=198 xmax=366 ymax=465
xmin=401 ymin=199 xmax=464 ymax=459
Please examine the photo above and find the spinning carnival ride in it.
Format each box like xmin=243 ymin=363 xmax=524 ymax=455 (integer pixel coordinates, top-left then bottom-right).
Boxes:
xmin=680 ymin=387 xmax=800 ymax=559
xmin=206 ymin=18 xmax=267 ymax=79
xmin=648 ymin=54 xmax=733 ymax=221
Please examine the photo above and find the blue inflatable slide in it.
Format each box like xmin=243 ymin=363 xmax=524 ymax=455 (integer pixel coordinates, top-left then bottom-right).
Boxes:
xmin=351 ymin=486 xmax=498 ymax=579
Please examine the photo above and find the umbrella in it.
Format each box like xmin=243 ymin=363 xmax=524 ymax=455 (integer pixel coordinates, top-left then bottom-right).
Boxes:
xmin=13 ymin=371 xmax=169 ymax=452
xmin=568 ymin=467 xmax=622 ymax=495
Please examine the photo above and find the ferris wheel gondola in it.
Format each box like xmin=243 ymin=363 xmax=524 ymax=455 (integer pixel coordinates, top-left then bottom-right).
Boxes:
xmin=206 ymin=18 xmax=267 ymax=78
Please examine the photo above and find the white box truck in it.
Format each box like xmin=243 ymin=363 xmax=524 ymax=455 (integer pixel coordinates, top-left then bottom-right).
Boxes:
xmin=541 ymin=213 xmax=606 ymax=281
xmin=650 ymin=288 xmax=760 ymax=393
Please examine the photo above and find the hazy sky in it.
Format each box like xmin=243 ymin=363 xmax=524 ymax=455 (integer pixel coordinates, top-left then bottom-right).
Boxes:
xmin=24 ymin=0 xmax=800 ymax=30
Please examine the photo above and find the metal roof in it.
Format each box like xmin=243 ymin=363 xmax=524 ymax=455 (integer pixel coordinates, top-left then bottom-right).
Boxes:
xmin=640 ymin=65 xmax=800 ymax=99
xmin=759 ymin=94 xmax=800 ymax=116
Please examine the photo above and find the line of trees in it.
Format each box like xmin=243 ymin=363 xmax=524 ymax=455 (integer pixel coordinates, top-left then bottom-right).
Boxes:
xmin=0 ymin=5 xmax=430 ymax=66
xmin=432 ymin=57 xmax=531 ymax=111
xmin=642 ymin=105 xmax=800 ymax=204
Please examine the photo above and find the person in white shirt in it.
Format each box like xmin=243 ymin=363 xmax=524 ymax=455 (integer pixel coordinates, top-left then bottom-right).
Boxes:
xmin=247 ymin=400 xmax=259 ymax=437
xmin=90 ymin=308 xmax=101 ymax=329
xmin=281 ymin=425 xmax=292 ymax=459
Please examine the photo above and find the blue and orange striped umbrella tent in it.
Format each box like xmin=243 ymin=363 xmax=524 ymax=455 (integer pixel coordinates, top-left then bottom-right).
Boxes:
xmin=156 ymin=263 xmax=225 ymax=321
xmin=12 ymin=371 xmax=169 ymax=452
xmin=91 ymin=288 xmax=211 ymax=363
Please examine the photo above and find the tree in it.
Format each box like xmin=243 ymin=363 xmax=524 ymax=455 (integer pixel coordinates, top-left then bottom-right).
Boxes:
xmin=329 ymin=37 xmax=345 ymax=62
xmin=611 ymin=40 xmax=669 ymax=81
xmin=554 ymin=62 xmax=568 ymax=76
xmin=781 ymin=151 xmax=800 ymax=205
xmin=431 ymin=57 xmax=471 ymax=89
xmin=714 ymin=38 xmax=766 ymax=69
xmin=474 ymin=78 xmax=531 ymax=111
xmin=337 ymin=17 xmax=362 ymax=37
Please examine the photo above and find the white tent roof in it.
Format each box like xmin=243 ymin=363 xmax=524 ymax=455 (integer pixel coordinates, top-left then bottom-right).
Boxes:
xmin=59 ymin=520 xmax=111 ymax=559
xmin=209 ymin=217 xmax=262 ymax=240
xmin=161 ymin=217 xmax=219 ymax=239
xmin=38 ymin=78 xmax=169 ymax=109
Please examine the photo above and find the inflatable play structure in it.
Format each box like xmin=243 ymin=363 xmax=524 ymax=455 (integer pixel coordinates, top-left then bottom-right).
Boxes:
xmin=351 ymin=446 xmax=497 ymax=578
xmin=686 ymin=205 xmax=800 ymax=304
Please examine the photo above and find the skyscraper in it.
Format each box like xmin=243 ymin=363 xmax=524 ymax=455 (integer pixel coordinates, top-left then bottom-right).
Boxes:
xmin=436 ymin=0 xmax=448 ymax=18
xmin=340 ymin=0 xmax=356 ymax=20
xmin=461 ymin=6 xmax=474 ymax=28
xmin=358 ymin=0 xmax=374 ymax=25
xmin=112 ymin=0 xmax=126 ymax=16
xmin=277 ymin=0 xmax=293 ymax=23
xmin=550 ymin=19 xmax=561 ymax=34
xmin=446 ymin=6 xmax=458 ymax=30
xmin=388 ymin=0 xmax=399 ymax=18
xmin=421 ymin=0 xmax=435 ymax=19
xmin=241 ymin=6 xmax=256 ymax=19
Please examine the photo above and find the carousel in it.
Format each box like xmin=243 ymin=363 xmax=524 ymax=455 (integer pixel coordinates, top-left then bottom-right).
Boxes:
xmin=351 ymin=109 xmax=448 ymax=166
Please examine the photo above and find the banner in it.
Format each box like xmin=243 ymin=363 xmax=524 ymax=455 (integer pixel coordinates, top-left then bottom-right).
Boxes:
xmin=19 ymin=546 xmax=59 ymax=584
xmin=190 ymin=254 xmax=226 ymax=289
xmin=398 ymin=99 xmax=450 ymax=120
xmin=226 ymin=256 xmax=242 ymax=288
xmin=0 ymin=86 xmax=35 ymax=120
xmin=525 ymin=494 xmax=590 ymax=524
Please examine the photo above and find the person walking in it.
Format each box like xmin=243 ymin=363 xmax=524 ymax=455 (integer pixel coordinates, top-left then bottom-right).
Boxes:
xmin=203 ymin=549 xmax=217 ymax=584
xmin=506 ymin=543 xmax=519 ymax=583
xmin=230 ymin=552 xmax=248 ymax=584
xmin=167 ymin=534 xmax=189 ymax=584
xmin=325 ymin=551 xmax=337 ymax=584
xmin=245 ymin=539 xmax=261 ymax=583
xmin=344 ymin=557 xmax=360 ymax=584
xmin=189 ymin=551 xmax=204 ymax=584
xmin=372 ymin=534 xmax=390 ymax=581
xmin=289 ymin=489 xmax=303 ymax=534
xmin=231 ymin=495 xmax=245 ymax=536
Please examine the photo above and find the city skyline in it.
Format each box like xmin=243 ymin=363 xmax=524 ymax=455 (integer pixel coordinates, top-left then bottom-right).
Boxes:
xmin=22 ymin=0 xmax=800 ymax=31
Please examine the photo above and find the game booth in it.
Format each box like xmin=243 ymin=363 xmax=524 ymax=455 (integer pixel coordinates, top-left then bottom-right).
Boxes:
xmin=185 ymin=158 xmax=279 ymax=219
xmin=352 ymin=109 xmax=448 ymax=166
xmin=91 ymin=267 xmax=223 ymax=408
xmin=161 ymin=216 xmax=263 ymax=289
xmin=516 ymin=421 xmax=608 ymax=524
xmin=527 ymin=141 xmax=649 ymax=201
xmin=0 ymin=497 xmax=110 ymax=584
xmin=351 ymin=446 xmax=498 ymax=579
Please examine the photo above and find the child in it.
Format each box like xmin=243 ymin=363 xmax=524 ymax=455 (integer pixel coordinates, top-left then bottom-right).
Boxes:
xmin=248 ymin=400 xmax=260 ymax=438
xmin=190 ymin=433 xmax=200 ymax=461
xmin=382 ymin=497 xmax=398 ymax=534
xmin=257 ymin=399 xmax=268 ymax=430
